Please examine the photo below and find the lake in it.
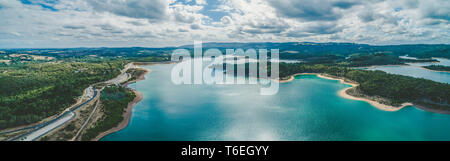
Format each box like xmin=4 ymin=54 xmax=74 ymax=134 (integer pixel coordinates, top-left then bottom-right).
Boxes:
xmin=358 ymin=57 xmax=450 ymax=84
xmin=102 ymin=64 xmax=450 ymax=141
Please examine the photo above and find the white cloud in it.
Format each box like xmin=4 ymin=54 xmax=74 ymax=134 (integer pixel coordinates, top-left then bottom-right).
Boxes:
xmin=87 ymin=0 xmax=169 ymax=21
xmin=0 ymin=0 xmax=448 ymax=48
xmin=196 ymin=0 xmax=207 ymax=5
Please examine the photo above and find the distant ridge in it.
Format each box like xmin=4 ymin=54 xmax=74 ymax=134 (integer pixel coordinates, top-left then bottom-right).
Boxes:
xmin=2 ymin=42 xmax=448 ymax=59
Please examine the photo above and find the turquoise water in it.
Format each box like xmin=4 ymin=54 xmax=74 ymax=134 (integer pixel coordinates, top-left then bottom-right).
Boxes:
xmin=359 ymin=58 xmax=450 ymax=84
xmin=102 ymin=64 xmax=450 ymax=141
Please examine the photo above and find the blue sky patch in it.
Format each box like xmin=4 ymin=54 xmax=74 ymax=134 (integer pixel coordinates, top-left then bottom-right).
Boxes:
xmin=20 ymin=0 xmax=59 ymax=12
xmin=200 ymin=0 xmax=229 ymax=22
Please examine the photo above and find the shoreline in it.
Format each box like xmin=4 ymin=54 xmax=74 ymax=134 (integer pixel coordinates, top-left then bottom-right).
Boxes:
xmin=413 ymin=104 xmax=450 ymax=115
xmin=355 ymin=64 xmax=410 ymax=69
xmin=279 ymin=73 xmax=411 ymax=112
xmin=93 ymin=62 xmax=448 ymax=140
xmin=277 ymin=73 xmax=319 ymax=83
xmin=92 ymin=89 xmax=143 ymax=141
xmin=92 ymin=64 xmax=152 ymax=141
xmin=420 ymin=66 xmax=450 ymax=73
xmin=337 ymin=87 xmax=412 ymax=112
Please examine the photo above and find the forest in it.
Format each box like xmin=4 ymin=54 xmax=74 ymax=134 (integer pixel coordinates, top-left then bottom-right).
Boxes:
xmin=339 ymin=53 xmax=437 ymax=67
xmin=0 ymin=60 xmax=127 ymax=130
xmin=423 ymin=65 xmax=450 ymax=72
xmin=82 ymin=86 xmax=135 ymax=141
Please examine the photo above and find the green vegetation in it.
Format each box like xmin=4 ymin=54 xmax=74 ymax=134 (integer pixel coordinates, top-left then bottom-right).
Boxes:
xmin=0 ymin=60 xmax=127 ymax=130
xmin=343 ymin=53 xmax=404 ymax=67
xmin=179 ymin=42 xmax=449 ymax=59
xmin=128 ymin=56 xmax=169 ymax=62
xmin=82 ymin=86 xmax=135 ymax=141
xmin=423 ymin=65 xmax=450 ymax=72
xmin=335 ymin=53 xmax=437 ymax=67
xmin=278 ymin=63 xmax=450 ymax=109
xmin=64 ymin=124 xmax=76 ymax=132
xmin=125 ymin=68 xmax=148 ymax=82
xmin=341 ymin=53 xmax=435 ymax=67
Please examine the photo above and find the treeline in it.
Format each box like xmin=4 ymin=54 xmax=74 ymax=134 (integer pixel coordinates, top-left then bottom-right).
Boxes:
xmin=125 ymin=68 xmax=148 ymax=82
xmin=127 ymin=56 xmax=169 ymax=62
xmin=2 ymin=48 xmax=173 ymax=59
xmin=423 ymin=65 xmax=450 ymax=72
xmin=82 ymin=86 xmax=135 ymax=141
xmin=0 ymin=60 xmax=127 ymax=130
xmin=279 ymin=63 xmax=450 ymax=108
xmin=338 ymin=53 xmax=438 ymax=67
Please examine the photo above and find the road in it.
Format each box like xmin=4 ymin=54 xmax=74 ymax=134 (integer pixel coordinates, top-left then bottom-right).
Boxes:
xmin=0 ymin=87 xmax=96 ymax=136
xmin=104 ymin=63 xmax=133 ymax=85
xmin=19 ymin=112 xmax=75 ymax=141
xmin=4 ymin=63 xmax=135 ymax=141
xmin=8 ymin=88 xmax=98 ymax=141
xmin=71 ymin=88 xmax=103 ymax=141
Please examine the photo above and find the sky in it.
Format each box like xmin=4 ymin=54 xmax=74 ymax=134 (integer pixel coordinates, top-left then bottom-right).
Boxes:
xmin=0 ymin=0 xmax=449 ymax=48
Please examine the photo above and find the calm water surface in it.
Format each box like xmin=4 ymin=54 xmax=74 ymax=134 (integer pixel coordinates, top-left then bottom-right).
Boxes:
xmin=359 ymin=57 xmax=450 ymax=84
xmin=102 ymin=64 xmax=450 ymax=141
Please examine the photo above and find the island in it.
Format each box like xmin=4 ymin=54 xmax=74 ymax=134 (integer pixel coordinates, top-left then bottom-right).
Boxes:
xmin=423 ymin=65 xmax=450 ymax=72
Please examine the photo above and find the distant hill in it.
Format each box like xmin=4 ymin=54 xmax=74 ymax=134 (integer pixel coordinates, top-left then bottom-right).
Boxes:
xmin=179 ymin=42 xmax=450 ymax=59
xmin=2 ymin=42 xmax=449 ymax=59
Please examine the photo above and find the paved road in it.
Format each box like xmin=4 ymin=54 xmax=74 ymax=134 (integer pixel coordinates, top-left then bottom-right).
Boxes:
xmin=105 ymin=63 xmax=133 ymax=85
xmin=19 ymin=112 xmax=75 ymax=141
xmin=0 ymin=87 xmax=96 ymax=136
xmin=8 ymin=88 xmax=98 ymax=141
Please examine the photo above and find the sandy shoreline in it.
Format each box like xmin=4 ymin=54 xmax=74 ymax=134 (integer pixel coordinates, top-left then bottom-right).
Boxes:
xmin=279 ymin=73 xmax=412 ymax=112
xmin=277 ymin=73 xmax=321 ymax=83
xmin=337 ymin=87 xmax=412 ymax=112
xmin=93 ymin=64 xmax=151 ymax=141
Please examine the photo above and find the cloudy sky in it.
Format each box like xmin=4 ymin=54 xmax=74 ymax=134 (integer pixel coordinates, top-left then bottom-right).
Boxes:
xmin=0 ymin=0 xmax=449 ymax=48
